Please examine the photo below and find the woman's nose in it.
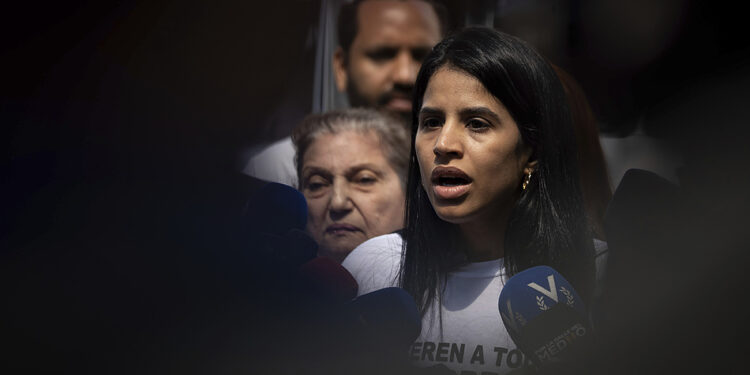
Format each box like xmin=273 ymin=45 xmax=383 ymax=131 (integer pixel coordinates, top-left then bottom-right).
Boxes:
xmin=433 ymin=122 xmax=464 ymax=158
xmin=329 ymin=179 xmax=353 ymax=216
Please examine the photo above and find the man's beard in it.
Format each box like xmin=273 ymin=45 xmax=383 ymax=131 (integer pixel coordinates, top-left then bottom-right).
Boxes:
xmin=346 ymin=79 xmax=413 ymax=127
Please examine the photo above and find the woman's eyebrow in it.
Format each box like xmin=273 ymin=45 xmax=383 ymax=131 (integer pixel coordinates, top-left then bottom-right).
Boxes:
xmin=344 ymin=164 xmax=384 ymax=178
xmin=301 ymin=166 xmax=332 ymax=179
xmin=459 ymin=107 xmax=502 ymax=123
xmin=419 ymin=107 xmax=443 ymax=117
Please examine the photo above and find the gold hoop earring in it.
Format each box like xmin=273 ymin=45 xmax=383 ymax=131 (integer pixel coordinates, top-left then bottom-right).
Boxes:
xmin=522 ymin=171 xmax=532 ymax=191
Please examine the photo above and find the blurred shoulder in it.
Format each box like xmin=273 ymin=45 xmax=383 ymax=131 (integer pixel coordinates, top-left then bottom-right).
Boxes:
xmin=593 ymin=238 xmax=608 ymax=255
xmin=243 ymin=137 xmax=297 ymax=187
xmin=593 ymin=238 xmax=609 ymax=297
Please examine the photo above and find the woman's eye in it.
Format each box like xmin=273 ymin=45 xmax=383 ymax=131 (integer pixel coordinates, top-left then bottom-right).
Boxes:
xmin=421 ymin=118 xmax=442 ymax=129
xmin=305 ymin=177 xmax=329 ymax=192
xmin=355 ymin=175 xmax=377 ymax=185
xmin=307 ymin=183 xmax=324 ymax=191
xmin=467 ymin=118 xmax=490 ymax=131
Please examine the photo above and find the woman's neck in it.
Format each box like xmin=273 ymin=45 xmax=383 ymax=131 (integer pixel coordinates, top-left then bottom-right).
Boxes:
xmin=458 ymin=220 xmax=506 ymax=262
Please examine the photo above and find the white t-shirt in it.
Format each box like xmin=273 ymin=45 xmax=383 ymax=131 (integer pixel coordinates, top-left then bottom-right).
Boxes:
xmin=342 ymin=233 xmax=608 ymax=375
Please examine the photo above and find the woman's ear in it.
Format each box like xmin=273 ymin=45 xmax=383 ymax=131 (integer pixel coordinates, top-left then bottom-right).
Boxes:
xmin=332 ymin=47 xmax=348 ymax=93
xmin=524 ymin=159 xmax=539 ymax=175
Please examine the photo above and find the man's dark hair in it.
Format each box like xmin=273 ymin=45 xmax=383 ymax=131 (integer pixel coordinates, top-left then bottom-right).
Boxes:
xmin=337 ymin=0 xmax=450 ymax=54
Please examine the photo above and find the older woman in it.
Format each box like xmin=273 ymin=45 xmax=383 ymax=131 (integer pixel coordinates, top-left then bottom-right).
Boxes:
xmin=292 ymin=108 xmax=410 ymax=263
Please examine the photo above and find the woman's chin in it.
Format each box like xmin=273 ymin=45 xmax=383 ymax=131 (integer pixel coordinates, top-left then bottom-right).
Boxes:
xmin=433 ymin=206 xmax=476 ymax=225
xmin=318 ymin=242 xmax=359 ymax=263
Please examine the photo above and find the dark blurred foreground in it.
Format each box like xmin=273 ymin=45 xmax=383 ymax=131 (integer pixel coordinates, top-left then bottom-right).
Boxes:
xmin=3 ymin=1 xmax=750 ymax=374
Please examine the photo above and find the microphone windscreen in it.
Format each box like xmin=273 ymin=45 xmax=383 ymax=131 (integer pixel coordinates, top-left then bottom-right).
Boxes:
xmin=281 ymin=228 xmax=318 ymax=264
xmin=245 ymin=182 xmax=307 ymax=236
xmin=345 ymin=287 xmax=421 ymax=351
xmin=498 ymin=266 xmax=591 ymax=367
xmin=297 ymin=257 xmax=358 ymax=305
xmin=317 ymin=287 xmax=421 ymax=375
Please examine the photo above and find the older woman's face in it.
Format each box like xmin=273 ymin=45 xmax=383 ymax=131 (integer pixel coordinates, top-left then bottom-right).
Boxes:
xmin=300 ymin=130 xmax=405 ymax=263
xmin=415 ymin=67 xmax=533 ymax=228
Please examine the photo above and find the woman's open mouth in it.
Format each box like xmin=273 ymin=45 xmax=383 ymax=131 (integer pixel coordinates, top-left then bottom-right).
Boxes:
xmin=431 ymin=167 xmax=472 ymax=200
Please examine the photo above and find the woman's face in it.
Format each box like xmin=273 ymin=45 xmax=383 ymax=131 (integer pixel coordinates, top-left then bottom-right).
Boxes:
xmin=301 ymin=130 xmax=405 ymax=263
xmin=415 ymin=66 xmax=534 ymax=227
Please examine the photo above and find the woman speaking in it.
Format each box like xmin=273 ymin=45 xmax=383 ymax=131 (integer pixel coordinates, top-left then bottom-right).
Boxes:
xmin=343 ymin=27 xmax=602 ymax=375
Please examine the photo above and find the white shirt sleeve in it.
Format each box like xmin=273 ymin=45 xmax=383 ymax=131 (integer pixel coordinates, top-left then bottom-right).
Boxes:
xmin=243 ymin=137 xmax=298 ymax=188
xmin=341 ymin=233 xmax=403 ymax=296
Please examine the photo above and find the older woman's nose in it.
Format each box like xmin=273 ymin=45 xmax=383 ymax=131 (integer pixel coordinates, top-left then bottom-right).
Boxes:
xmin=329 ymin=179 xmax=354 ymax=215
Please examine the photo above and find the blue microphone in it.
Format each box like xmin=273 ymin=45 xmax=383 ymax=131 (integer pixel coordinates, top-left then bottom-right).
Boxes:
xmin=343 ymin=287 xmax=421 ymax=351
xmin=333 ymin=287 xmax=422 ymax=374
xmin=243 ymin=182 xmax=315 ymax=269
xmin=244 ymin=182 xmax=307 ymax=236
xmin=498 ymin=266 xmax=593 ymax=372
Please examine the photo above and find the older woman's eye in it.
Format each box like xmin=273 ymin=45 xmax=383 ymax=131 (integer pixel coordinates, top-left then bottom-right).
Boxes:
xmin=355 ymin=174 xmax=378 ymax=185
xmin=305 ymin=176 xmax=329 ymax=192
xmin=307 ymin=182 xmax=325 ymax=191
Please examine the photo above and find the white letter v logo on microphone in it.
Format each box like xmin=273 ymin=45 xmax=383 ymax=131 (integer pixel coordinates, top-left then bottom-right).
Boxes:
xmin=527 ymin=275 xmax=558 ymax=302
xmin=500 ymin=300 xmax=519 ymax=332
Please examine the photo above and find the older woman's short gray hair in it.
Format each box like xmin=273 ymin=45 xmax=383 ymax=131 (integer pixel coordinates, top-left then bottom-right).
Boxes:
xmin=292 ymin=108 xmax=410 ymax=187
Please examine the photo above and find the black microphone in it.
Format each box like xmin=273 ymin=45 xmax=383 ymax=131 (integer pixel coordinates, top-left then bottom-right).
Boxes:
xmin=243 ymin=181 xmax=307 ymax=236
xmin=242 ymin=182 xmax=316 ymax=269
xmin=498 ymin=266 xmax=594 ymax=374
xmin=254 ymin=228 xmax=318 ymax=272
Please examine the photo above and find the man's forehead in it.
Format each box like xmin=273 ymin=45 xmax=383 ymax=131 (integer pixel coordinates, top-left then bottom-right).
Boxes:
xmin=354 ymin=0 xmax=441 ymax=47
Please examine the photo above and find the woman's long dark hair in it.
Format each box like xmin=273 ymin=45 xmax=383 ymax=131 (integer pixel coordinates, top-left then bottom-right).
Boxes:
xmin=399 ymin=27 xmax=595 ymax=316
xmin=552 ymin=64 xmax=613 ymax=241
